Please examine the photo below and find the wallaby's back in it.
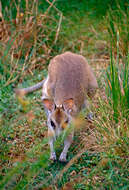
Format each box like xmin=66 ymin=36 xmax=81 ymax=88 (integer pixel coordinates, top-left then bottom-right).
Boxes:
xmin=47 ymin=52 xmax=98 ymax=108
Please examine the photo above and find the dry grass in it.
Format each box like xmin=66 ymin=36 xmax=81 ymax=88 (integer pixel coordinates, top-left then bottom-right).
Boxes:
xmin=0 ymin=0 xmax=62 ymax=86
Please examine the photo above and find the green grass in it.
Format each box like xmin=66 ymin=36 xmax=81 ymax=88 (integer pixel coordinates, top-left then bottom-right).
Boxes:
xmin=106 ymin=37 xmax=129 ymax=122
xmin=0 ymin=0 xmax=129 ymax=189
xmin=107 ymin=4 xmax=129 ymax=56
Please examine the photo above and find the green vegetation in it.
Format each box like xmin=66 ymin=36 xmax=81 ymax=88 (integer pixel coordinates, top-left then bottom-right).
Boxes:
xmin=0 ymin=0 xmax=129 ymax=189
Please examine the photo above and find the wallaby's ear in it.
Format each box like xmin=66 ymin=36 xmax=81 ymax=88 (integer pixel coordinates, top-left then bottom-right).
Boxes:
xmin=42 ymin=99 xmax=54 ymax=111
xmin=63 ymin=98 xmax=74 ymax=111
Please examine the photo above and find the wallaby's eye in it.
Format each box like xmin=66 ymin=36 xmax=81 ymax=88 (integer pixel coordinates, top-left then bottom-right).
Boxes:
xmin=50 ymin=120 xmax=56 ymax=129
xmin=65 ymin=119 xmax=69 ymax=124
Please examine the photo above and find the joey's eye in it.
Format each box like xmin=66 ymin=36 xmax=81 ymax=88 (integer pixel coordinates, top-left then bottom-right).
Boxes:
xmin=50 ymin=120 xmax=56 ymax=129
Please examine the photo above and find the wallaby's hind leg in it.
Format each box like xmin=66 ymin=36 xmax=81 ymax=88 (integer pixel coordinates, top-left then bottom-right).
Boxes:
xmin=59 ymin=132 xmax=73 ymax=162
xmin=84 ymin=99 xmax=94 ymax=121
xmin=86 ymin=112 xmax=94 ymax=121
xmin=86 ymin=72 xmax=98 ymax=121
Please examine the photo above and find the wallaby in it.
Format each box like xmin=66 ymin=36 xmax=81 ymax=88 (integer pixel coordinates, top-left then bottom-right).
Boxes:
xmin=15 ymin=52 xmax=98 ymax=162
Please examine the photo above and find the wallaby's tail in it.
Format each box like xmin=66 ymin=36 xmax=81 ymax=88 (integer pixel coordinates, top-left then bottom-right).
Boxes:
xmin=14 ymin=79 xmax=45 ymax=95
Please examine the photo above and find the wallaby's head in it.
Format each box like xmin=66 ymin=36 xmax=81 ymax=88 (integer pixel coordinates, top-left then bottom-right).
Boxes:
xmin=43 ymin=98 xmax=77 ymax=134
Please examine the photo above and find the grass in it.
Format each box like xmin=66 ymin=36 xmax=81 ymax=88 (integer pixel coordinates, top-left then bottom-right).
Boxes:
xmin=107 ymin=1 xmax=129 ymax=56
xmin=106 ymin=48 xmax=129 ymax=122
xmin=0 ymin=0 xmax=129 ymax=189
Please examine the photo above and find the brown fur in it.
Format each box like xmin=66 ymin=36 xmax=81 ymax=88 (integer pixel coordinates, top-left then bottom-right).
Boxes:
xmin=47 ymin=52 xmax=98 ymax=109
xmin=53 ymin=108 xmax=66 ymax=124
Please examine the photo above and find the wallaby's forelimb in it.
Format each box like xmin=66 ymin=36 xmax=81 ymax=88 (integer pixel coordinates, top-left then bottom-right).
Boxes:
xmin=59 ymin=132 xmax=73 ymax=162
xmin=14 ymin=79 xmax=46 ymax=95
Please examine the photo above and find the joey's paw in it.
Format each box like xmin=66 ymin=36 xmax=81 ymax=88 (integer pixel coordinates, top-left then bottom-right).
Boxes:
xmin=50 ymin=152 xmax=57 ymax=161
xmin=59 ymin=153 xmax=67 ymax=163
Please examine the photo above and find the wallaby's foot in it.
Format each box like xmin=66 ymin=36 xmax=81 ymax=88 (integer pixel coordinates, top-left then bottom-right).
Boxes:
xmin=86 ymin=112 xmax=94 ymax=121
xmin=59 ymin=152 xmax=67 ymax=162
xmin=50 ymin=152 xmax=57 ymax=161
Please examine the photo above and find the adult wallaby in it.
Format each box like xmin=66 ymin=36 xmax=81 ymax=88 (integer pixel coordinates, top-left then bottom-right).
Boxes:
xmin=15 ymin=52 xmax=98 ymax=162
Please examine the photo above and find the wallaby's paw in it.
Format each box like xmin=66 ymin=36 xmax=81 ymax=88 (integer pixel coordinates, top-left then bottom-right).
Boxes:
xmin=59 ymin=153 xmax=67 ymax=162
xmin=50 ymin=152 xmax=57 ymax=161
xmin=86 ymin=112 xmax=94 ymax=121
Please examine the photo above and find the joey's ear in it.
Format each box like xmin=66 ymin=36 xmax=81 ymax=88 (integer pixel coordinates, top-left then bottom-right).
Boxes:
xmin=42 ymin=99 xmax=54 ymax=111
xmin=63 ymin=98 xmax=74 ymax=111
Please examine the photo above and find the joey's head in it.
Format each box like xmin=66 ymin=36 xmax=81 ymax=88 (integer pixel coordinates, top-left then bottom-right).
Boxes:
xmin=42 ymin=98 xmax=76 ymax=133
